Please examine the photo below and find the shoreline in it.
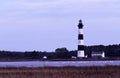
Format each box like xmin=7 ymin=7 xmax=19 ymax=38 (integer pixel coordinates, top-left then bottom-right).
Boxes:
xmin=0 ymin=57 xmax=119 ymax=62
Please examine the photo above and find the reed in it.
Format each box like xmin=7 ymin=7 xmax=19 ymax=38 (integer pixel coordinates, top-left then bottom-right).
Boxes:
xmin=0 ymin=66 xmax=119 ymax=78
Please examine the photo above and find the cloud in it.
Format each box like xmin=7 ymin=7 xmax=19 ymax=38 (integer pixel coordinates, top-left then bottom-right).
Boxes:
xmin=0 ymin=0 xmax=119 ymax=14
xmin=1 ymin=0 xmax=119 ymax=10
xmin=0 ymin=0 xmax=120 ymax=20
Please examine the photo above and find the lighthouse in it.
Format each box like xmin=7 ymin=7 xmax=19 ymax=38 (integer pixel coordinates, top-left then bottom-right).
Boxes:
xmin=77 ymin=20 xmax=85 ymax=58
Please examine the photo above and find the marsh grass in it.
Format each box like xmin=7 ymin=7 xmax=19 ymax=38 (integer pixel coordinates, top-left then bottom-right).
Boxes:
xmin=0 ymin=66 xmax=119 ymax=78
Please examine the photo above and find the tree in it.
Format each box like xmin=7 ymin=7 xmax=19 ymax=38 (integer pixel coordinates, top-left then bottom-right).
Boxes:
xmin=55 ymin=48 xmax=69 ymax=59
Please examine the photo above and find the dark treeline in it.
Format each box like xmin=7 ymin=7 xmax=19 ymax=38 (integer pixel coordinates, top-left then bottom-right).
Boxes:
xmin=85 ymin=44 xmax=120 ymax=57
xmin=0 ymin=44 xmax=120 ymax=60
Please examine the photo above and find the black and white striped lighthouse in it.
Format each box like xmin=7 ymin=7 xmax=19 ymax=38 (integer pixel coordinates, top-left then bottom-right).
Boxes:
xmin=77 ymin=20 xmax=85 ymax=58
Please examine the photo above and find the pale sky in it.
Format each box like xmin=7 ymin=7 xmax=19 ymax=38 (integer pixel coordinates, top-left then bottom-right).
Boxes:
xmin=0 ymin=0 xmax=120 ymax=51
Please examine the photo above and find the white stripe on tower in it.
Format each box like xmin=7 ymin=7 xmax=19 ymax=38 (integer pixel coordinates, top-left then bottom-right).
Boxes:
xmin=77 ymin=20 xmax=85 ymax=58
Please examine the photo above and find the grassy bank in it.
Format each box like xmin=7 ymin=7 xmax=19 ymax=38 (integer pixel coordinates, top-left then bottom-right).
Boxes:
xmin=0 ymin=66 xmax=119 ymax=78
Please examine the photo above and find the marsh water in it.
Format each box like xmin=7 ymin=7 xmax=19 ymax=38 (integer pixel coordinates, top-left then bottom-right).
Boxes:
xmin=0 ymin=60 xmax=120 ymax=67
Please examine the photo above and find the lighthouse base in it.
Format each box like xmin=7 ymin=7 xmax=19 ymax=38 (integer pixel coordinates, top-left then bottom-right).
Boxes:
xmin=77 ymin=50 xmax=85 ymax=58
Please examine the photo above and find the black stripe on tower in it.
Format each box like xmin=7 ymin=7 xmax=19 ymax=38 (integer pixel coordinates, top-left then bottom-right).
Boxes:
xmin=78 ymin=45 xmax=84 ymax=50
xmin=78 ymin=20 xmax=83 ymax=29
xmin=78 ymin=34 xmax=83 ymax=39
